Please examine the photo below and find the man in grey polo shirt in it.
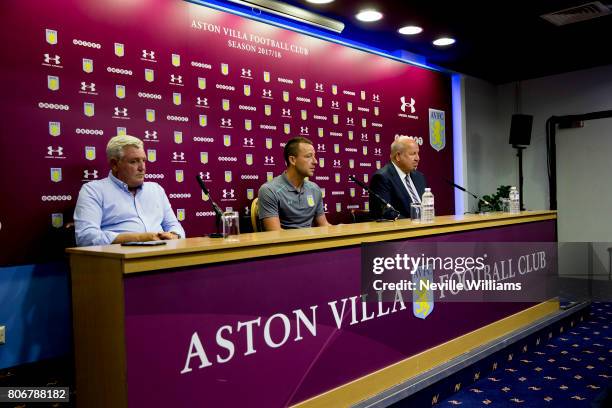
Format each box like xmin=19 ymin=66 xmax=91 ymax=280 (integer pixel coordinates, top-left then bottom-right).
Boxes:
xmin=258 ymin=137 xmax=330 ymax=230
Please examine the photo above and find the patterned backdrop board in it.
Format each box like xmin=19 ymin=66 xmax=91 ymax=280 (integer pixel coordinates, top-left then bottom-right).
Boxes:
xmin=0 ymin=0 xmax=454 ymax=265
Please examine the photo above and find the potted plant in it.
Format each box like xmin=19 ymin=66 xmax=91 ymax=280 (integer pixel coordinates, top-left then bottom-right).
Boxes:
xmin=478 ymin=185 xmax=511 ymax=212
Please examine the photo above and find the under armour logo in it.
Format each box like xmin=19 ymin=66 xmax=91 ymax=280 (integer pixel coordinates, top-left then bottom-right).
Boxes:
xmin=264 ymin=156 xmax=274 ymax=164
xmin=372 ymin=94 xmax=380 ymax=102
xmin=346 ymin=118 xmax=354 ymax=125
xmin=282 ymin=108 xmax=291 ymax=116
xmin=317 ymin=144 xmax=326 ymax=152
xmin=331 ymin=101 xmax=339 ymax=109
xmin=114 ymin=107 xmax=128 ymax=116
xmin=400 ymin=96 xmax=415 ymax=113
xmin=333 ymin=160 xmax=341 ymax=166
xmin=315 ymin=83 xmax=323 ymax=91
xmin=243 ymin=138 xmax=254 ymax=146
xmin=196 ymin=97 xmax=208 ymax=106
xmin=241 ymin=68 xmax=252 ymax=77
xmin=144 ymin=130 xmax=158 ymax=139
xmin=142 ymin=50 xmax=155 ymax=59
xmin=361 ymin=133 xmax=368 ymax=141
xmin=222 ymin=189 xmax=235 ymax=198
xmin=262 ymin=89 xmax=272 ymax=97
xmin=170 ymin=74 xmax=183 ymax=84
xmin=324 ymin=203 xmax=328 ymax=212
xmin=80 ymin=82 xmax=96 ymax=92
xmin=244 ymin=206 xmax=250 ymax=216
xmin=221 ymin=118 xmax=232 ymax=127
xmin=83 ymin=169 xmax=99 ymax=179
xmin=47 ymin=146 xmax=64 ymax=156
xmin=374 ymin=148 xmax=382 ymax=155
xmin=44 ymin=53 xmax=61 ymax=65
xmin=173 ymin=152 xmax=185 ymax=161
xmin=300 ymin=126 xmax=309 ymax=134
xmin=199 ymin=171 xmax=210 ymax=180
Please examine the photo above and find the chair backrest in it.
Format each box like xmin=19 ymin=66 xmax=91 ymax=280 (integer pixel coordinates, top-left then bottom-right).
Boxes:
xmin=251 ymin=197 xmax=260 ymax=232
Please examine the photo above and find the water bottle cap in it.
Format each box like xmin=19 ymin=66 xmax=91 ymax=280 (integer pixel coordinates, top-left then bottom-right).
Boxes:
xmin=425 ymin=187 xmax=431 ymax=192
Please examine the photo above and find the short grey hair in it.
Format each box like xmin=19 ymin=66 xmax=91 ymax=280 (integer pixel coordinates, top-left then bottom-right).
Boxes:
xmin=390 ymin=136 xmax=417 ymax=159
xmin=106 ymin=135 xmax=143 ymax=162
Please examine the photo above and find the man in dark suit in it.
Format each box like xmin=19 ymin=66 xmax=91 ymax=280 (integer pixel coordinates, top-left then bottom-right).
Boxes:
xmin=369 ymin=136 xmax=427 ymax=219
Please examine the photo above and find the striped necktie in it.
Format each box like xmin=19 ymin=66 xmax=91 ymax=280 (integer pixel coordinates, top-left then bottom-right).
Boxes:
xmin=405 ymin=175 xmax=420 ymax=203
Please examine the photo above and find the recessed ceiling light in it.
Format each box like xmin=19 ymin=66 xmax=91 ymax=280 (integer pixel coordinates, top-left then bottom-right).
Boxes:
xmin=306 ymin=0 xmax=334 ymax=4
xmin=356 ymin=9 xmax=383 ymax=22
xmin=398 ymin=25 xmax=423 ymax=35
xmin=433 ymin=37 xmax=456 ymax=46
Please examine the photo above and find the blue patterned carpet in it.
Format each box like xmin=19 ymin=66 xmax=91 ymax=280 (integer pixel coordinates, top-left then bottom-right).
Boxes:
xmin=433 ymin=303 xmax=612 ymax=407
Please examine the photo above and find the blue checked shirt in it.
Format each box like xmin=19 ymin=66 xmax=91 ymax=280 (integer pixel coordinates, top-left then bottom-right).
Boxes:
xmin=74 ymin=172 xmax=185 ymax=247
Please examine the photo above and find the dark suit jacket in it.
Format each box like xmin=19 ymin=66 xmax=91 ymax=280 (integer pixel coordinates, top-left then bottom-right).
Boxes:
xmin=369 ymin=162 xmax=427 ymax=219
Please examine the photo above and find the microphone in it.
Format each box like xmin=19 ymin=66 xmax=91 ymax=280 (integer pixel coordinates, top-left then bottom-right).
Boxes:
xmin=349 ymin=175 xmax=400 ymax=219
xmin=442 ymin=178 xmax=491 ymax=207
xmin=196 ymin=175 xmax=225 ymax=237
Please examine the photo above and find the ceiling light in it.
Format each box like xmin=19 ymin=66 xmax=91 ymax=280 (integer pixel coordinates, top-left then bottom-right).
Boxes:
xmin=306 ymin=0 xmax=334 ymax=4
xmin=398 ymin=25 xmax=423 ymax=35
xmin=433 ymin=37 xmax=455 ymax=46
xmin=356 ymin=9 xmax=383 ymax=22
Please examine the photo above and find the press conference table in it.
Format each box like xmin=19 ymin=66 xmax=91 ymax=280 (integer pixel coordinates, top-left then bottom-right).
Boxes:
xmin=67 ymin=210 xmax=558 ymax=408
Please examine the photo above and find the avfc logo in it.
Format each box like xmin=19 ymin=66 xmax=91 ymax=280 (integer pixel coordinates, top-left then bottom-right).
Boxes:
xmin=335 ymin=173 xmax=341 ymax=183
xmin=224 ymin=171 xmax=232 ymax=183
xmin=360 ymin=90 xmax=366 ymax=100
xmin=115 ymin=85 xmax=126 ymax=99
xmin=264 ymin=105 xmax=272 ymax=116
xmin=361 ymin=118 xmax=367 ymax=128
xmin=284 ymin=124 xmax=290 ymax=135
xmin=265 ymin=138 xmax=273 ymax=150
xmin=412 ymin=267 xmax=435 ymax=319
xmin=301 ymin=110 xmax=307 ymax=120
xmin=375 ymin=133 xmax=381 ymax=143
xmin=347 ymin=102 xmax=353 ymax=112
xmin=283 ymin=91 xmax=290 ymax=102
xmin=51 ymin=213 xmax=63 ymax=228
xmin=246 ymin=189 xmax=254 ymax=200
xmin=145 ymin=69 xmax=154 ymax=82
xmin=146 ymin=109 xmax=155 ymax=122
xmin=177 ymin=209 xmax=185 ymax=221
xmin=333 ymin=144 xmax=340 ymax=154
xmin=50 ymin=168 xmax=62 ymax=183
xmin=46 ymin=29 xmax=58 ymax=45
xmin=332 ymin=84 xmax=338 ymax=95
xmin=198 ymin=77 xmax=206 ymax=90
xmin=363 ymin=174 xmax=369 ymax=183
xmin=174 ymin=131 xmax=183 ymax=144
xmin=245 ymin=154 xmax=253 ymax=166
xmin=348 ymin=130 xmax=354 ymax=140
xmin=223 ymin=135 xmax=231 ymax=147
xmin=117 ymin=127 xmax=127 ymax=136
xmin=321 ymin=188 xmax=326 ymax=198
xmin=82 ymin=58 xmax=93 ymax=73
xmin=318 ymin=128 xmax=324 ymax=138
xmin=244 ymin=119 xmax=252 ymax=131
xmin=114 ymin=43 xmax=125 ymax=57
xmin=376 ymin=160 xmax=382 ymax=169
xmin=374 ymin=106 xmax=380 ymax=116
xmin=350 ymin=187 xmax=356 ymax=197
xmin=266 ymin=172 xmax=274 ymax=182
xmin=147 ymin=149 xmax=157 ymax=162
xmin=173 ymin=92 xmax=182 ymax=106
xmin=263 ymin=71 xmax=270 ymax=82
xmin=200 ymin=152 xmax=208 ymax=164
xmin=243 ymin=84 xmax=251 ymax=96
xmin=363 ymin=146 xmax=368 ymax=156
xmin=199 ymin=115 xmax=208 ymax=127
xmin=336 ymin=203 xmax=341 ymax=212
xmin=85 ymin=146 xmax=96 ymax=161
xmin=222 ymin=99 xmax=230 ymax=111
xmin=317 ymin=97 xmax=323 ymax=108
xmin=429 ymin=109 xmax=446 ymax=151
xmin=299 ymin=78 xmax=306 ymax=89
xmin=221 ymin=63 xmax=229 ymax=75
xmin=47 ymin=75 xmax=59 ymax=91
xmin=349 ymin=159 xmax=355 ymax=169
xmin=175 ymin=170 xmax=184 ymax=183
xmin=172 ymin=53 xmax=181 ymax=67
xmin=319 ymin=157 xmax=325 ymax=168
xmin=49 ymin=122 xmax=61 ymax=137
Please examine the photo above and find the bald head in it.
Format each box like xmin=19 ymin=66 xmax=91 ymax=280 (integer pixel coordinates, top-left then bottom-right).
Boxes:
xmin=391 ymin=136 xmax=420 ymax=173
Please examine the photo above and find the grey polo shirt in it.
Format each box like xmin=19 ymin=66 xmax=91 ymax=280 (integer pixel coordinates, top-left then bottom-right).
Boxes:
xmin=258 ymin=173 xmax=325 ymax=229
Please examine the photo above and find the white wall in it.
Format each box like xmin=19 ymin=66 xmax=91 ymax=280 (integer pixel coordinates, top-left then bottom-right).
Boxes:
xmin=464 ymin=65 xmax=612 ymax=240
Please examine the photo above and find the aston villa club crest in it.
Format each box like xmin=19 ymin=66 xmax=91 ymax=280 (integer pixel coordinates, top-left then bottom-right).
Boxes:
xmin=321 ymin=188 xmax=326 ymax=198
xmin=175 ymin=170 xmax=184 ymax=183
xmin=319 ymin=158 xmax=325 ymax=168
xmin=200 ymin=152 xmax=208 ymax=164
xmin=364 ymin=174 xmax=369 ymax=183
xmin=117 ymin=127 xmax=127 ymax=136
xmin=201 ymin=191 xmax=209 ymax=201
xmin=318 ymin=128 xmax=324 ymax=138
xmin=172 ymin=53 xmax=181 ymax=67
xmin=147 ymin=149 xmax=157 ymax=162
xmin=85 ymin=146 xmax=96 ymax=161
xmin=332 ymin=85 xmax=338 ymax=95
xmin=83 ymin=102 xmax=95 ymax=117
xmin=363 ymin=146 xmax=368 ymax=156
xmin=49 ymin=122 xmax=60 ymax=137
xmin=221 ymin=63 xmax=229 ymax=75
xmin=47 ymin=75 xmax=59 ymax=91
xmin=336 ymin=203 xmax=341 ymax=212
xmin=243 ymin=84 xmax=251 ymax=96
xmin=224 ymin=171 xmax=232 ymax=183
xmin=349 ymin=159 xmax=355 ymax=169
xmin=347 ymin=102 xmax=352 ymax=112
xmin=145 ymin=69 xmax=154 ymax=82
xmin=51 ymin=213 xmax=63 ymax=228
xmin=361 ymin=90 xmax=366 ymax=100
xmin=317 ymin=97 xmax=323 ymax=108
xmin=333 ymin=115 xmax=339 ymax=125
xmin=115 ymin=85 xmax=126 ymax=99
xmin=222 ymin=99 xmax=230 ymax=111
xmin=46 ymin=29 xmax=58 ymax=45
xmin=146 ymin=109 xmax=155 ymax=123
xmin=174 ymin=131 xmax=183 ymax=144
xmin=177 ymin=209 xmax=185 ymax=221
xmin=173 ymin=93 xmax=182 ymax=106
xmin=429 ymin=109 xmax=446 ymax=151
xmin=247 ymin=189 xmax=254 ymax=200
xmin=198 ymin=77 xmax=206 ymax=90
xmin=301 ymin=110 xmax=307 ymax=120
xmin=361 ymin=118 xmax=367 ymax=128
xmin=264 ymin=105 xmax=271 ymax=116
xmin=266 ymin=138 xmax=273 ymax=149
xmin=307 ymin=194 xmax=315 ymax=207
xmin=82 ymin=58 xmax=93 ymax=74
xmin=114 ymin=43 xmax=125 ymax=57
xmin=199 ymin=115 xmax=207 ymax=127
xmin=263 ymin=71 xmax=270 ymax=82
xmin=299 ymin=78 xmax=306 ymax=89
xmin=335 ymin=173 xmax=341 ymax=183
xmin=412 ymin=267 xmax=435 ymax=319
xmin=348 ymin=131 xmax=354 ymax=140
xmin=50 ymin=167 xmax=62 ymax=182
xmin=284 ymin=124 xmax=290 ymax=135
xmin=223 ymin=135 xmax=231 ymax=147
xmin=245 ymin=154 xmax=253 ymax=166
xmin=267 ymin=172 xmax=274 ymax=182
xmin=350 ymin=188 xmax=356 ymax=197
xmin=283 ymin=91 xmax=290 ymax=103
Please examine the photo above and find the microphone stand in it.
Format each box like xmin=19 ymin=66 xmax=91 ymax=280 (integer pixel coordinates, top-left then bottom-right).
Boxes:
xmin=442 ymin=179 xmax=491 ymax=213
xmin=196 ymin=175 xmax=224 ymax=237
xmin=349 ymin=175 xmax=400 ymax=220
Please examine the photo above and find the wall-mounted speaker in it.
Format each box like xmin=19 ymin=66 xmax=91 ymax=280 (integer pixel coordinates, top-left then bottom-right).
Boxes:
xmin=509 ymin=114 xmax=533 ymax=146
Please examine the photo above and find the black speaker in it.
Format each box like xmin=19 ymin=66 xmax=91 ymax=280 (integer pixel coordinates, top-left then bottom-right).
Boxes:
xmin=509 ymin=114 xmax=533 ymax=146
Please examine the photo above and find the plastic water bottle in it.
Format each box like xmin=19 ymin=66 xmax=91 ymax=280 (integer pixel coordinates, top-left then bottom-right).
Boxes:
xmin=421 ymin=188 xmax=435 ymax=223
xmin=509 ymin=186 xmax=520 ymax=214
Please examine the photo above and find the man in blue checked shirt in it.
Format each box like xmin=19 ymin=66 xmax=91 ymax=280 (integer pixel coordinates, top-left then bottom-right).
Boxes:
xmin=74 ymin=135 xmax=185 ymax=246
